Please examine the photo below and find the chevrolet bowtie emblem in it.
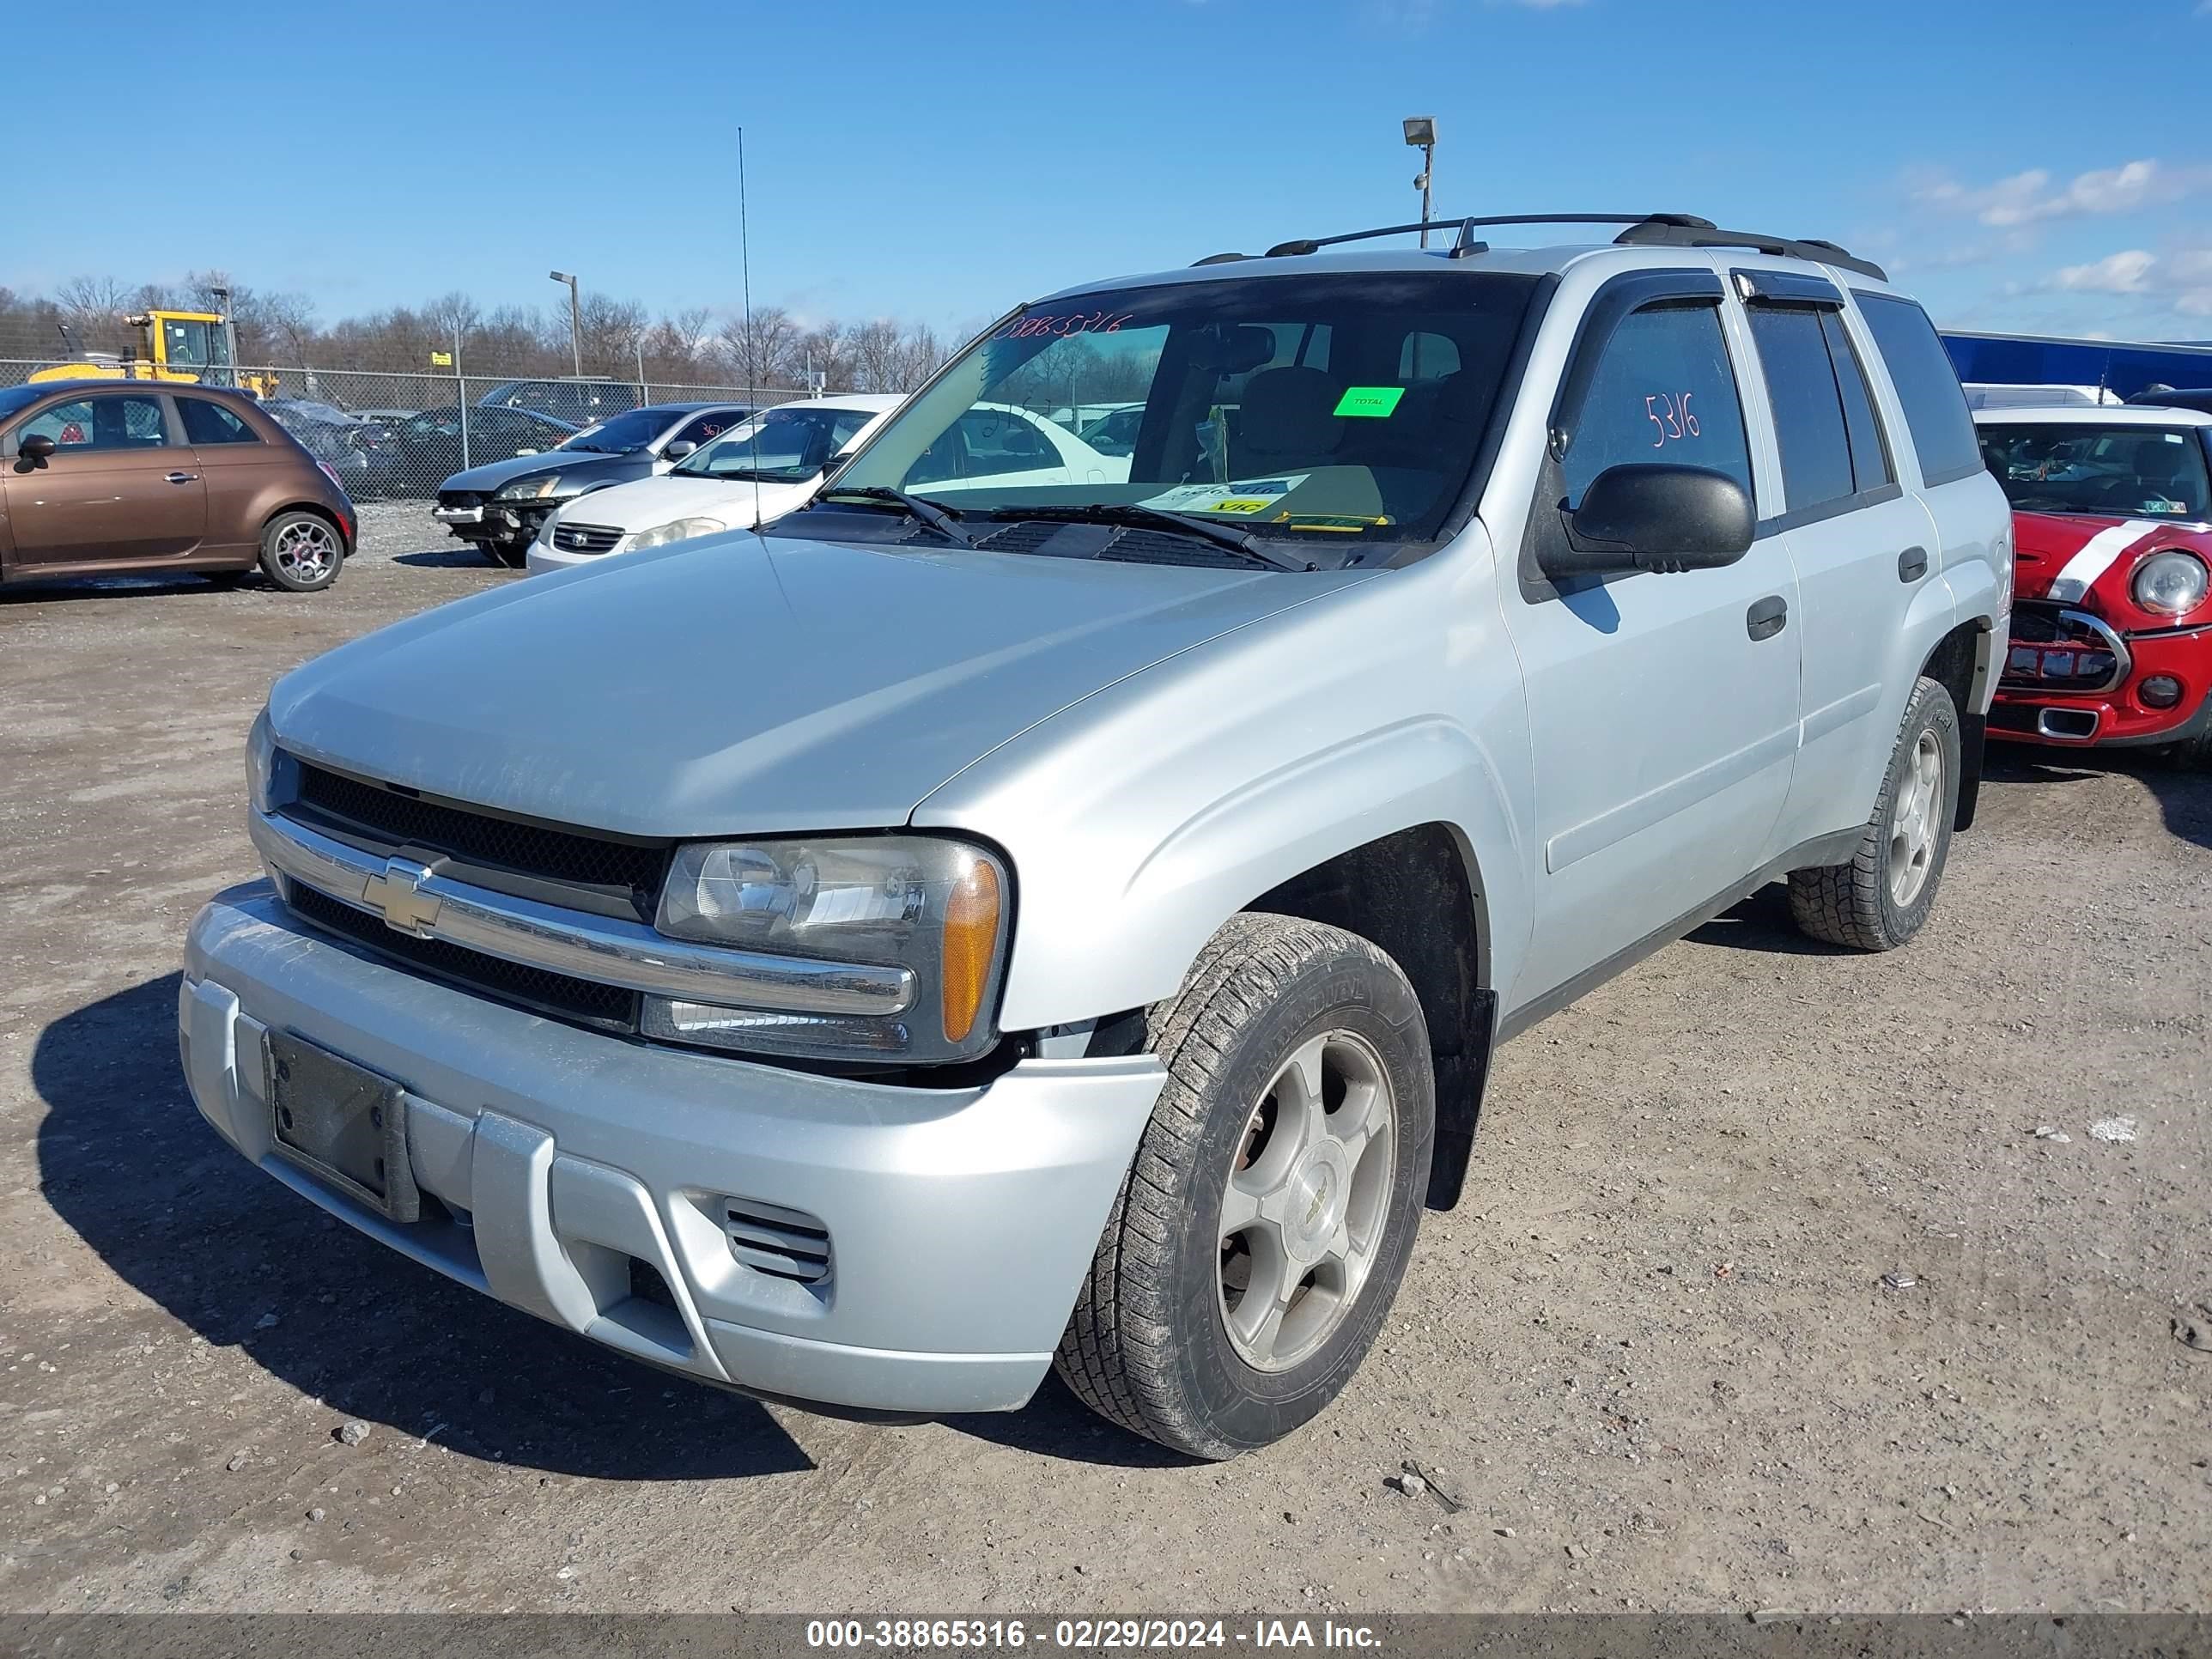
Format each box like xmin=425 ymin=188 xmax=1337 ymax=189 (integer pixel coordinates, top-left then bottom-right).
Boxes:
xmin=362 ymin=855 xmax=442 ymax=936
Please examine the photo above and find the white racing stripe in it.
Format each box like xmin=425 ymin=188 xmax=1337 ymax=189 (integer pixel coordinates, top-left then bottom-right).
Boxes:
xmin=2047 ymin=520 xmax=2161 ymax=602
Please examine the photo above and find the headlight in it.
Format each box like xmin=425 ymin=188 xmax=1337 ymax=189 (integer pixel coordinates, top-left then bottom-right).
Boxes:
xmin=646 ymin=836 xmax=1008 ymax=1063
xmin=246 ymin=708 xmax=278 ymax=813
xmin=630 ymin=515 xmax=726 ymax=550
xmin=495 ymin=474 xmax=563 ymax=501
xmin=2132 ymin=550 xmax=2209 ymax=616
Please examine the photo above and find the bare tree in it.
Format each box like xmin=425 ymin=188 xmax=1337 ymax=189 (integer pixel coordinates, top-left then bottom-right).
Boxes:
xmin=55 ymin=274 xmax=137 ymax=324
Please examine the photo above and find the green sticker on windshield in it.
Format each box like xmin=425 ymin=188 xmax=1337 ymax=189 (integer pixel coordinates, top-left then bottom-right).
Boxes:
xmin=1334 ymin=386 xmax=1406 ymax=418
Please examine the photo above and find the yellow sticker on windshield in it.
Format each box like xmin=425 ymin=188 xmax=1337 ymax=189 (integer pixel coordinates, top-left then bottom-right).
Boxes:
xmin=1334 ymin=386 xmax=1406 ymax=418
xmin=1207 ymin=497 xmax=1274 ymax=514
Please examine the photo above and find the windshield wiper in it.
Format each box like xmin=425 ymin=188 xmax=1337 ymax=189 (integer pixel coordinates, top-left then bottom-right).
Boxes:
xmin=993 ymin=503 xmax=1315 ymax=572
xmin=819 ymin=486 xmax=974 ymax=545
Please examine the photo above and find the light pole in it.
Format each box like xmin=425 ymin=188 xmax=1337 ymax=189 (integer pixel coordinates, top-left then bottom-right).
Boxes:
xmin=549 ymin=270 xmax=584 ymax=381
xmin=1402 ymin=116 xmax=1437 ymax=248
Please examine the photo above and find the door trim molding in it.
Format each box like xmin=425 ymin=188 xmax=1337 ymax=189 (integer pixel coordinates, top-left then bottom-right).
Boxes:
xmin=1543 ymin=722 xmax=1800 ymax=873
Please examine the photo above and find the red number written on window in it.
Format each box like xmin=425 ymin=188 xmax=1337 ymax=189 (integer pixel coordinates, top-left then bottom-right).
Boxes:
xmin=1643 ymin=392 xmax=1701 ymax=448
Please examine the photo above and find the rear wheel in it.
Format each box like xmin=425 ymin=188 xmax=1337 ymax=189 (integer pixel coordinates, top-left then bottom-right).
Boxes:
xmin=1789 ymin=676 xmax=1960 ymax=951
xmin=258 ymin=512 xmax=343 ymax=592
xmin=1054 ymin=913 xmax=1434 ymax=1459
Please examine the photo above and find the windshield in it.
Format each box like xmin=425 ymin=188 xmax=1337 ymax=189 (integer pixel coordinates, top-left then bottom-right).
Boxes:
xmin=161 ymin=319 xmax=213 ymax=368
xmin=824 ymin=270 xmax=1540 ymax=556
xmin=1979 ymin=422 xmax=2212 ymax=519
xmin=559 ymin=406 xmax=674 ymax=453
xmin=674 ymin=405 xmax=879 ymax=482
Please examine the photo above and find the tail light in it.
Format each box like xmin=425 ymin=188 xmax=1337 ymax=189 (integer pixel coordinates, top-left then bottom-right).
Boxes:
xmin=315 ymin=459 xmax=352 ymax=499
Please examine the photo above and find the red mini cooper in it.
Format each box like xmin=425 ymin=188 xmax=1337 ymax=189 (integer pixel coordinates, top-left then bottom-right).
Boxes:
xmin=1975 ymin=404 xmax=2212 ymax=763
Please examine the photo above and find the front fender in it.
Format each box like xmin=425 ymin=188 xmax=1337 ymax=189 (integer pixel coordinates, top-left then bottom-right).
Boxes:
xmin=915 ymin=549 xmax=1533 ymax=1033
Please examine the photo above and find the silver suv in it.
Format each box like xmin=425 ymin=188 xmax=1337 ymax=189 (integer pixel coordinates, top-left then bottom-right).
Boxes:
xmin=180 ymin=213 xmax=2011 ymax=1458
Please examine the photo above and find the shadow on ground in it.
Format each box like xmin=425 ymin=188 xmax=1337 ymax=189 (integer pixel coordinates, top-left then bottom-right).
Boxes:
xmin=392 ymin=548 xmax=508 ymax=569
xmin=1984 ymin=744 xmax=2212 ymax=852
xmin=0 ymin=574 xmax=236 ymax=604
xmin=33 ymin=973 xmax=812 ymax=1482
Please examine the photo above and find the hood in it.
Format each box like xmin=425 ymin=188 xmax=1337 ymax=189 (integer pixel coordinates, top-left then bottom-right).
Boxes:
xmin=2011 ymin=508 xmax=2212 ymax=605
xmin=441 ymin=447 xmax=644 ymax=494
xmin=269 ymin=534 xmax=1363 ymax=837
xmin=556 ymin=471 xmax=817 ymax=532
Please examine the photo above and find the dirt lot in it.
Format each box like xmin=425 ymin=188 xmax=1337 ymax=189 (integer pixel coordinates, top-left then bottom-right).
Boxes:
xmin=1 ymin=502 xmax=2207 ymax=1615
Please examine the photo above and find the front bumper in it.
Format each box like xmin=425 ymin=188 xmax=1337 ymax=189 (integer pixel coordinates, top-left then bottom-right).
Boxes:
xmin=434 ymin=502 xmax=555 ymax=544
xmin=1991 ymin=623 xmax=2212 ymax=747
xmin=524 ymin=539 xmax=621 ymax=575
xmin=179 ymin=884 xmax=1162 ymax=1413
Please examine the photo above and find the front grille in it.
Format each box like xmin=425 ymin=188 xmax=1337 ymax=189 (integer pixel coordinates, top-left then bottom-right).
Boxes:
xmin=285 ymin=881 xmax=639 ymax=1029
xmin=437 ymin=490 xmax=485 ymax=510
xmin=293 ymin=762 xmax=668 ymax=897
xmin=550 ymin=521 xmax=623 ymax=555
xmin=2002 ymin=604 xmax=2125 ymax=693
xmin=722 ymin=1198 xmax=833 ymax=1285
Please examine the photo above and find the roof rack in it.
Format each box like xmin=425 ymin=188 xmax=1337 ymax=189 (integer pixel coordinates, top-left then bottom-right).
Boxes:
xmin=1613 ymin=220 xmax=1887 ymax=281
xmin=1209 ymin=213 xmax=1885 ymax=282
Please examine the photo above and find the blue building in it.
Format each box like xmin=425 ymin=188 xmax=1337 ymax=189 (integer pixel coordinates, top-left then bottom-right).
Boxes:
xmin=1942 ymin=331 xmax=2212 ymax=401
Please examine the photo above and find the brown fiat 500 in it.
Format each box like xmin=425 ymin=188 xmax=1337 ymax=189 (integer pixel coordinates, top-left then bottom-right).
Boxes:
xmin=1 ymin=380 xmax=357 ymax=592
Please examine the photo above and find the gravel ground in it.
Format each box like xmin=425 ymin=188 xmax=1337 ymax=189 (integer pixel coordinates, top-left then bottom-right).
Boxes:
xmin=1 ymin=501 xmax=2207 ymax=1614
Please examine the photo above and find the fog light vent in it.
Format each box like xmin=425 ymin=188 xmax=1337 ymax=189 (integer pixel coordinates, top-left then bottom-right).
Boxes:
xmin=723 ymin=1197 xmax=833 ymax=1285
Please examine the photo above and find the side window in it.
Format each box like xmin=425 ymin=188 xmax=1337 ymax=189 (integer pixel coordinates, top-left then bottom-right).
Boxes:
xmin=178 ymin=398 xmax=259 ymax=446
xmin=1747 ymin=307 xmax=1856 ymax=514
xmin=1561 ymin=302 xmax=1752 ymax=509
xmin=672 ymin=411 xmax=735 ymax=448
xmin=18 ymin=394 xmax=168 ymax=452
xmin=1855 ymin=294 xmax=1983 ymax=485
xmin=1398 ymin=331 xmax=1462 ymax=381
xmin=1820 ymin=313 xmax=1893 ymax=491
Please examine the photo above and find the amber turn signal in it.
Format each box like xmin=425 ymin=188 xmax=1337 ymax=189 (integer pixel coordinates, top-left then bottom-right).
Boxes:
xmin=940 ymin=856 xmax=1002 ymax=1045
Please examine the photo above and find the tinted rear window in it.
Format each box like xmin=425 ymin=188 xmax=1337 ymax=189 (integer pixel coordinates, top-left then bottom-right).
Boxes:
xmin=1748 ymin=307 xmax=1855 ymax=514
xmin=1856 ymin=294 xmax=1982 ymax=485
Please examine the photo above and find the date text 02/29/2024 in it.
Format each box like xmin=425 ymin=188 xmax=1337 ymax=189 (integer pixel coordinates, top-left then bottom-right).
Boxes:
xmin=804 ymin=1619 xmax=1384 ymax=1650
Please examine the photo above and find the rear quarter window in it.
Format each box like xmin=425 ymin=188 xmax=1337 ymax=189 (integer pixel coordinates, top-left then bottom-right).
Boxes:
xmin=1855 ymin=294 xmax=1983 ymax=486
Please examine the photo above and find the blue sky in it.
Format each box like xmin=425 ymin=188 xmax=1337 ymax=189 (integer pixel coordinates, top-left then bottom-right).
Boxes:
xmin=9 ymin=0 xmax=2210 ymax=341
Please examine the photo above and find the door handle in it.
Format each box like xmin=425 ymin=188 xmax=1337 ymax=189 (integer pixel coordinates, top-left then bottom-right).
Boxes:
xmin=1898 ymin=545 xmax=1929 ymax=582
xmin=165 ymin=471 xmax=199 ymax=484
xmin=1747 ymin=594 xmax=1788 ymax=641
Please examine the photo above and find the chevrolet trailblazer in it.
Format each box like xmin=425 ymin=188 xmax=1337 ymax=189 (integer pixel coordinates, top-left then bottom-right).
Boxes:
xmin=180 ymin=213 xmax=2010 ymax=1457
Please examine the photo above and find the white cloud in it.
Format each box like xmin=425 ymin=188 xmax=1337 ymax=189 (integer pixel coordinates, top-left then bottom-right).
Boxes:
xmin=1912 ymin=158 xmax=2208 ymax=228
xmin=2054 ymin=249 xmax=2157 ymax=293
xmin=2043 ymin=246 xmax=2212 ymax=318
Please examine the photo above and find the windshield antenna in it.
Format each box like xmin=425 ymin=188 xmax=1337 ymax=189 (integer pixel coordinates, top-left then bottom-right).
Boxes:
xmin=738 ymin=125 xmax=763 ymax=540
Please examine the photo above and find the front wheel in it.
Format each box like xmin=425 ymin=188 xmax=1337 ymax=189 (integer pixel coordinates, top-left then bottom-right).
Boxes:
xmin=258 ymin=512 xmax=343 ymax=592
xmin=1054 ymin=913 xmax=1434 ymax=1459
xmin=1789 ymin=676 xmax=1961 ymax=951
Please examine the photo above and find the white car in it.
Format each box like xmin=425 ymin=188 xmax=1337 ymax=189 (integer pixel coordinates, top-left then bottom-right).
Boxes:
xmin=526 ymin=397 xmax=1127 ymax=573
xmin=526 ymin=395 xmax=904 ymax=574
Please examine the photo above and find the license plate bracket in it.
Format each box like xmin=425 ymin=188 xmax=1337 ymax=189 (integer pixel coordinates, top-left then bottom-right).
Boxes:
xmin=264 ymin=1030 xmax=420 ymax=1223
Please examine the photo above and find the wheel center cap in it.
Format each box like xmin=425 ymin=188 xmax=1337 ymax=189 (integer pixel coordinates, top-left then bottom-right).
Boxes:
xmin=1284 ymin=1141 xmax=1351 ymax=1264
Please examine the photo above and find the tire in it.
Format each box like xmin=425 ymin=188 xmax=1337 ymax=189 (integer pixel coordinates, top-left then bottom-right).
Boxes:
xmin=257 ymin=511 xmax=343 ymax=592
xmin=483 ymin=540 xmax=529 ymax=568
xmin=2168 ymin=724 xmax=2212 ymax=771
xmin=1789 ymin=676 xmax=1961 ymax=951
xmin=1054 ymin=913 xmax=1434 ymax=1459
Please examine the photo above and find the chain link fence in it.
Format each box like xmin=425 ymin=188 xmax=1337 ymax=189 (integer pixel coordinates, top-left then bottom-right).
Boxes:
xmin=0 ymin=360 xmax=815 ymax=499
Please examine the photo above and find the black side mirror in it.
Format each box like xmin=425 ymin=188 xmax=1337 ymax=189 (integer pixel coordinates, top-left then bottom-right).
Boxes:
xmin=663 ymin=440 xmax=696 ymax=460
xmin=1542 ymin=463 xmax=1755 ymax=581
xmin=18 ymin=433 xmax=57 ymax=466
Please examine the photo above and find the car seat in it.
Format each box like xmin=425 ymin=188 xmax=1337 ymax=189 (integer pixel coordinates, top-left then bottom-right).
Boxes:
xmin=1233 ymin=367 xmax=1345 ymax=477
